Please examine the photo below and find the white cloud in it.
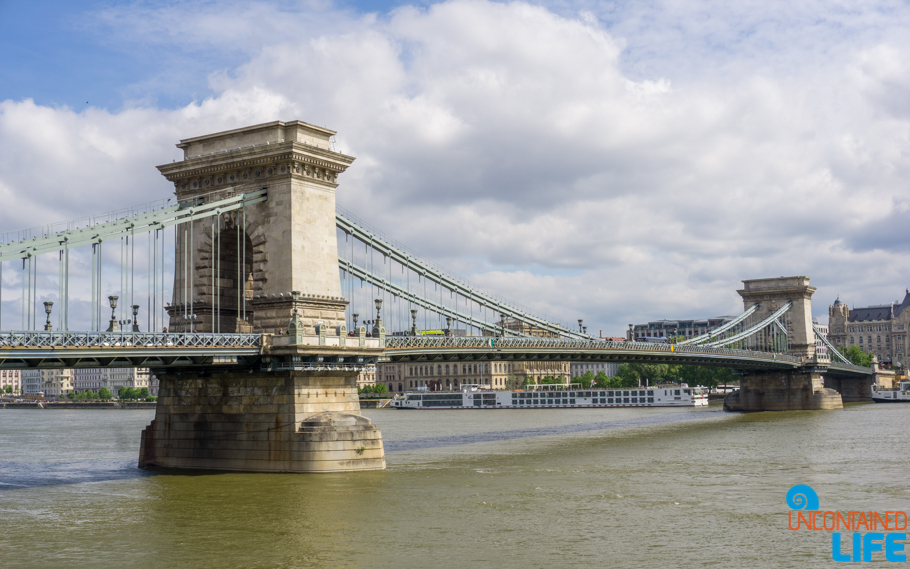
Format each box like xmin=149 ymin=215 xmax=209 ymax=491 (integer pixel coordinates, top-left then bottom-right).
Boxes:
xmin=1 ymin=0 xmax=909 ymax=332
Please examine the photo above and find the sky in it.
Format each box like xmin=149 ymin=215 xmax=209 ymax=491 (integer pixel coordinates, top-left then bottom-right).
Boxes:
xmin=1 ymin=0 xmax=909 ymax=333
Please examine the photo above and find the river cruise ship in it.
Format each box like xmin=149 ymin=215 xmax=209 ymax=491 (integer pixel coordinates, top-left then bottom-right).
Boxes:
xmin=391 ymin=384 xmax=709 ymax=409
xmin=872 ymin=381 xmax=910 ymax=403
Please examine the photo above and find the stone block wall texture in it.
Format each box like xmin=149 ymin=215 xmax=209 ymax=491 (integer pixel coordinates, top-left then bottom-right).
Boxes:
xmin=824 ymin=376 xmax=873 ymax=402
xmin=139 ymin=369 xmax=385 ymax=473
xmin=723 ymin=370 xmax=843 ymax=411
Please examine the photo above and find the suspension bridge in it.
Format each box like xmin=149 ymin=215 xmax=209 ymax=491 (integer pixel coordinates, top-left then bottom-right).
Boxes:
xmin=0 ymin=120 xmax=877 ymax=474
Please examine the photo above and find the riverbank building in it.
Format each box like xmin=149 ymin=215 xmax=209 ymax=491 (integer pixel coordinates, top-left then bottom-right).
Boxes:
xmin=828 ymin=290 xmax=910 ymax=366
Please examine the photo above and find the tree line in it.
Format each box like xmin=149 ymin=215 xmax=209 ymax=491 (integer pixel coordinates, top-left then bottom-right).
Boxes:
xmin=559 ymin=364 xmax=738 ymax=389
xmin=358 ymin=384 xmax=388 ymax=395
xmin=837 ymin=345 xmax=874 ymax=367
xmin=64 ymin=387 xmax=156 ymax=401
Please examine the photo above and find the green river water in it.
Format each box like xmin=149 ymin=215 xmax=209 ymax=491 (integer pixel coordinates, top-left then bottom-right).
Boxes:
xmin=1 ymin=403 xmax=908 ymax=568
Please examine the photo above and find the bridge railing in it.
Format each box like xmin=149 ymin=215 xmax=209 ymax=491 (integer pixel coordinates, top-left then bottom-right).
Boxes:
xmin=827 ymin=361 xmax=876 ymax=374
xmin=384 ymin=336 xmax=804 ymax=362
xmin=0 ymin=331 xmax=262 ymax=349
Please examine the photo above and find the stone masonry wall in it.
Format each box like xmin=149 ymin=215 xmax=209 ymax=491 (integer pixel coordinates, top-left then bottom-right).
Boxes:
xmin=139 ymin=369 xmax=385 ymax=472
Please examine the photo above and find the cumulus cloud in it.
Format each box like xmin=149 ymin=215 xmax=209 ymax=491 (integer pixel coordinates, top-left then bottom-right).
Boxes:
xmin=1 ymin=0 xmax=909 ymax=332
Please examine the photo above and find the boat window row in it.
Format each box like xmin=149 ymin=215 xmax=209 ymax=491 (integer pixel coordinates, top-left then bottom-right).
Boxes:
xmin=418 ymin=394 xmax=465 ymax=401
xmin=422 ymin=399 xmax=465 ymax=407
xmin=512 ymin=390 xmax=650 ymax=399
xmin=511 ymin=397 xmax=655 ymax=405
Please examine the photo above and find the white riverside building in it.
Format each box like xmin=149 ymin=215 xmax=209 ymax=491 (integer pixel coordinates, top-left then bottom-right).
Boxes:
xmin=74 ymin=368 xmax=157 ymax=394
xmin=570 ymin=362 xmax=618 ymax=380
xmin=21 ymin=369 xmax=74 ymax=397
xmin=0 ymin=370 xmax=21 ymax=394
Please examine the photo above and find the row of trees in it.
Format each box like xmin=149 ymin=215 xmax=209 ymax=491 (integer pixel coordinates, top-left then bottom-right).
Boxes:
xmin=837 ymin=345 xmax=874 ymax=367
xmin=358 ymin=384 xmax=388 ymax=395
xmin=565 ymin=363 xmax=738 ymax=389
xmin=63 ymin=387 xmax=155 ymax=401
xmin=67 ymin=388 xmax=114 ymax=400
xmin=2 ymin=385 xmax=16 ymax=394
xmin=118 ymin=387 xmax=155 ymax=401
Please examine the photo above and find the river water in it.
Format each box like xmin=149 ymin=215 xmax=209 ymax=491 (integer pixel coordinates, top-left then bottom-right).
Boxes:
xmin=1 ymin=403 xmax=908 ymax=568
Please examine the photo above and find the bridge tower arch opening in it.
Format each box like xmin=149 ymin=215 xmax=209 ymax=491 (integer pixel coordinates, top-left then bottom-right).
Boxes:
xmin=209 ymin=213 xmax=254 ymax=333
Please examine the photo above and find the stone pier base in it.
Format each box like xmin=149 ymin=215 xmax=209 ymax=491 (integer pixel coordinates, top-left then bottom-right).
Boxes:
xmin=723 ymin=370 xmax=843 ymax=412
xmin=824 ymin=376 xmax=873 ymax=403
xmin=139 ymin=368 xmax=385 ymax=472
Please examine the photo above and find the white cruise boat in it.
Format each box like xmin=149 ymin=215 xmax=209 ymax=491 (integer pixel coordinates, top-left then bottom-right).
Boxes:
xmin=872 ymin=381 xmax=910 ymax=403
xmin=390 ymin=383 xmax=709 ymax=409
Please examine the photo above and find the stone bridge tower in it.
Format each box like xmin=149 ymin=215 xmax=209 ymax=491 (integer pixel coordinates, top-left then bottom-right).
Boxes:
xmin=157 ymin=120 xmax=352 ymax=334
xmin=141 ymin=121 xmax=386 ymax=473
xmin=726 ymin=276 xmax=842 ymax=411
xmin=737 ymin=276 xmax=817 ymax=361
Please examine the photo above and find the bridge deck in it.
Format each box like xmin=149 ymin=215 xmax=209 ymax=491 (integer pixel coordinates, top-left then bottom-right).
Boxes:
xmin=0 ymin=332 xmax=873 ymax=376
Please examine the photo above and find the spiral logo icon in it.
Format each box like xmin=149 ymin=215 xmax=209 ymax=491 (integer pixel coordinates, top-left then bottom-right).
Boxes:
xmin=786 ymin=484 xmax=819 ymax=511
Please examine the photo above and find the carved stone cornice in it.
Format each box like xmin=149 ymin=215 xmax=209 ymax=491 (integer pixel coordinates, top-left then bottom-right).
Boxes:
xmin=156 ymin=141 xmax=355 ymax=194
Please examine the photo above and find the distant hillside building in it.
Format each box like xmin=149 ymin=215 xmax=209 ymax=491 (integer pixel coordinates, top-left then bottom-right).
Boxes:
xmin=499 ymin=317 xmax=562 ymax=338
xmin=570 ymin=362 xmax=619 ymax=380
xmin=628 ymin=316 xmax=735 ymax=341
xmin=828 ymin=290 xmax=910 ymax=366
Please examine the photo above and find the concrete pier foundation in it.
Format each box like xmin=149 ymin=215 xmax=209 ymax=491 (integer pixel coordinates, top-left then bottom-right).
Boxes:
xmin=723 ymin=370 xmax=843 ymax=412
xmin=139 ymin=368 xmax=385 ymax=472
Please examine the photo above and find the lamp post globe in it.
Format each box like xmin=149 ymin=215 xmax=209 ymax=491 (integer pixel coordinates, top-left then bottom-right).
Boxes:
xmin=373 ymin=299 xmax=383 ymax=336
xmin=106 ymin=296 xmax=120 ymax=332
xmin=43 ymin=301 xmax=54 ymax=331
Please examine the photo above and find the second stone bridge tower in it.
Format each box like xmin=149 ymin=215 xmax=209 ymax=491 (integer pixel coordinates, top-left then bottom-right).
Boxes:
xmin=725 ymin=276 xmax=842 ymax=411
xmin=737 ymin=276 xmax=817 ymax=360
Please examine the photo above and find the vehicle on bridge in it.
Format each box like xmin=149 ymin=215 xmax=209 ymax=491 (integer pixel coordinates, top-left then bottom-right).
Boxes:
xmin=391 ymin=383 xmax=708 ymax=409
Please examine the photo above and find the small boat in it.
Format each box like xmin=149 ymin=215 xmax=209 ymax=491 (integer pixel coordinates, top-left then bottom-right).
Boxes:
xmin=390 ymin=383 xmax=709 ymax=409
xmin=871 ymin=381 xmax=910 ymax=403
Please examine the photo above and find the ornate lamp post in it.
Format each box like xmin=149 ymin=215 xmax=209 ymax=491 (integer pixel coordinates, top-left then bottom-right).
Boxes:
xmin=373 ymin=299 xmax=383 ymax=336
xmin=132 ymin=305 xmax=140 ymax=332
xmin=352 ymin=313 xmax=359 ymax=333
xmin=578 ymin=319 xmax=583 ymax=333
xmin=500 ymin=313 xmax=506 ymax=337
xmin=410 ymin=309 xmax=418 ymax=336
xmin=43 ymin=301 xmax=53 ymax=331
xmin=445 ymin=316 xmax=452 ymax=337
xmin=106 ymin=296 xmax=119 ymax=332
